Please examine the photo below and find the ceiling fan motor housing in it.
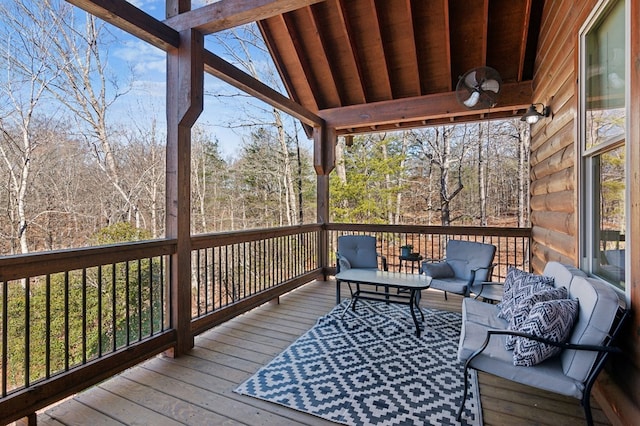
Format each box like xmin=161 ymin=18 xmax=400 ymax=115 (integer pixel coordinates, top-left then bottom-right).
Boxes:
xmin=456 ymin=66 xmax=502 ymax=109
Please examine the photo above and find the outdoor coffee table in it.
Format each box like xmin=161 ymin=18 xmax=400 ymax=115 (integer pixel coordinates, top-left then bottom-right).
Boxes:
xmin=335 ymin=269 xmax=432 ymax=337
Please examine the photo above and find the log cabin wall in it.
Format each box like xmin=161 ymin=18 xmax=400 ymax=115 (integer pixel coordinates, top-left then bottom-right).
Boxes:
xmin=530 ymin=0 xmax=640 ymax=423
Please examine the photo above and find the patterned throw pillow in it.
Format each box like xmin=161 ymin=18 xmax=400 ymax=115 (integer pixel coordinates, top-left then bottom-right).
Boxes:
xmin=513 ymin=298 xmax=579 ymax=366
xmin=497 ymin=267 xmax=555 ymax=321
xmin=422 ymin=262 xmax=454 ymax=278
xmin=505 ymin=287 xmax=568 ymax=350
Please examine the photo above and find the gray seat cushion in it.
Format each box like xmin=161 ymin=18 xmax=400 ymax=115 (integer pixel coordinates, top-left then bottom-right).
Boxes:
xmin=421 ymin=240 xmax=496 ymax=296
xmin=458 ymin=298 xmax=508 ymax=361
xmin=429 ymin=277 xmax=470 ymax=295
xmin=465 ymin=347 xmax=585 ymax=399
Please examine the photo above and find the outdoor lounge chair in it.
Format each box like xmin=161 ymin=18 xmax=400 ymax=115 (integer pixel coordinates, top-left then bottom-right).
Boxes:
xmin=335 ymin=235 xmax=387 ymax=303
xmin=420 ymin=239 xmax=496 ymax=299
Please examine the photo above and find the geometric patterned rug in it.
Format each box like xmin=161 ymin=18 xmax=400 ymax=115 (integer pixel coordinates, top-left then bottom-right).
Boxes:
xmin=235 ymin=299 xmax=482 ymax=425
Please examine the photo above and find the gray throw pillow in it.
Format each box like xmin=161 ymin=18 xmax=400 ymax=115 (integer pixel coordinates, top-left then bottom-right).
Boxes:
xmin=422 ymin=262 xmax=454 ymax=278
xmin=337 ymin=254 xmax=351 ymax=271
xmin=513 ymin=298 xmax=579 ymax=366
xmin=505 ymin=287 xmax=568 ymax=350
xmin=497 ymin=266 xmax=555 ymax=322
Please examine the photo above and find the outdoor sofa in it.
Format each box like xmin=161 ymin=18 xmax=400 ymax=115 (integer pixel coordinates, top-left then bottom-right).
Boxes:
xmin=456 ymin=261 xmax=628 ymax=426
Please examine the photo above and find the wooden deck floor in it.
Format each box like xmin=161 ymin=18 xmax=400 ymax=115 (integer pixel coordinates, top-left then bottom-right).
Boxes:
xmin=36 ymin=279 xmax=611 ymax=426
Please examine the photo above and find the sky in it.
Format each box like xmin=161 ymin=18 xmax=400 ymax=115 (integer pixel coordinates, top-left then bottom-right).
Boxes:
xmin=100 ymin=0 xmax=310 ymax=159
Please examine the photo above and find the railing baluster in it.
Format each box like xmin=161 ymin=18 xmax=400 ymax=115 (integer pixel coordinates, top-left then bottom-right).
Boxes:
xmin=64 ymin=271 xmax=69 ymax=372
xmin=24 ymin=278 xmax=30 ymax=388
xmin=82 ymin=268 xmax=87 ymax=364
xmin=2 ymin=280 xmax=7 ymax=397
xmin=111 ymin=263 xmax=116 ymax=352
xmin=97 ymin=266 xmax=103 ymax=357
xmin=137 ymin=259 xmax=142 ymax=342
xmin=46 ymin=274 xmax=51 ymax=378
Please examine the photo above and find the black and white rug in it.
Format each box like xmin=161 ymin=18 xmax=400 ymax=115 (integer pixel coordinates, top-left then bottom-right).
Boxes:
xmin=235 ymin=299 xmax=482 ymax=425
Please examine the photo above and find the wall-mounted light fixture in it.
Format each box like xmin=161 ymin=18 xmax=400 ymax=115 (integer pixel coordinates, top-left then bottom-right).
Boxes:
xmin=521 ymin=103 xmax=550 ymax=124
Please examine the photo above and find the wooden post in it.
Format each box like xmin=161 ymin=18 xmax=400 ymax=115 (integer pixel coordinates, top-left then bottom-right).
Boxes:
xmin=314 ymin=124 xmax=335 ymax=278
xmin=166 ymin=27 xmax=203 ymax=356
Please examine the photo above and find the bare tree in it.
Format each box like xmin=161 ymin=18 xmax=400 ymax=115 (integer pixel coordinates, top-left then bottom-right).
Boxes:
xmin=191 ymin=126 xmax=229 ymax=233
xmin=211 ymin=25 xmax=300 ymax=226
xmin=394 ymin=132 xmax=410 ymax=224
xmin=517 ymin=121 xmax=531 ymax=227
xmin=478 ymin=122 xmax=487 ymax=226
xmin=125 ymin=115 xmax=166 ymax=238
xmin=0 ymin=0 xmax=65 ymax=253
xmin=34 ymin=1 xmax=138 ymax=226
xmin=415 ymin=126 xmax=467 ymax=226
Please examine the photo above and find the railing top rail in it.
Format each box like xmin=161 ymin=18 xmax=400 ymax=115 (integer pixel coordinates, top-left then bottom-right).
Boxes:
xmin=191 ymin=223 xmax=322 ymax=249
xmin=0 ymin=239 xmax=177 ymax=282
xmin=326 ymin=223 xmax=532 ymax=237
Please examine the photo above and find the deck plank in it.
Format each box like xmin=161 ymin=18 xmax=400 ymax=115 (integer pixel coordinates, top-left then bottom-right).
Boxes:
xmin=36 ymin=279 xmax=610 ymax=426
xmin=44 ymin=398 xmax=126 ymax=425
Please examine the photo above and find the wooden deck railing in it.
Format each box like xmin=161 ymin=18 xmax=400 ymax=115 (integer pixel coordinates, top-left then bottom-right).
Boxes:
xmin=0 ymin=240 xmax=178 ymax=423
xmin=0 ymin=223 xmax=531 ymax=424
xmin=189 ymin=224 xmax=324 ymax=335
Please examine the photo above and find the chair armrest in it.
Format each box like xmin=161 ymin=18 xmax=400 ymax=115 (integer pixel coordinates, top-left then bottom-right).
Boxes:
xmin=466 ymin=329 xmax=622 ymax=369
xmin=473 ymin=281 xmax=504 ymax=300
xmin=470 ymin=263 xmax=497 ymax=279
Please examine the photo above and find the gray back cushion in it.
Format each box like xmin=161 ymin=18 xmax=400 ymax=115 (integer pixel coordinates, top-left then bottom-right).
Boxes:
xmin=561 ymin=276 xmax=619 ymax=381
xmin=543 ymin=261 xmax=587 ymax=292
xmin=337 ymin=235 xmax=379 ymax=269
xmin=445 ymin=240 xmax=496 ymax=282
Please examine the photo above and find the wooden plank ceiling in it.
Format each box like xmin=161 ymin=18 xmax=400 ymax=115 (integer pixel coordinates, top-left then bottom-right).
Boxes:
xmin=258 ymin=0 xmax=544 ymax=134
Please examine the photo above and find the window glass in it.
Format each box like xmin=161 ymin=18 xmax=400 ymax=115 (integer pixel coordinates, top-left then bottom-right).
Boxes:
xmin=582 ymin=0 xmax=626 ymax=291
xmin=590 ymin=145 xmax=625 ymax=289
xmin=584 ymin=0 xmax=625 ymax=151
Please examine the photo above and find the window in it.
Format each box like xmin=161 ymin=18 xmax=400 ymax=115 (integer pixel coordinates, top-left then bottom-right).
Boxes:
xmin=580 ymin=0 xmax=627 ymax=292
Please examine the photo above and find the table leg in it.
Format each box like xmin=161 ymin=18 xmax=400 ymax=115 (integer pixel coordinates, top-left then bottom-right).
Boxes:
xmin=336 ymin=280 xmax=341 ymax=304
xmin=409 ymin=289 xmax=422 ymax=337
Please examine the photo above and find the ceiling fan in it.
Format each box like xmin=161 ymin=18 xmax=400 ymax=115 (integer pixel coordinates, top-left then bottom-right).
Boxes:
xmin=455 ymin=66 xmax=502 ymax=109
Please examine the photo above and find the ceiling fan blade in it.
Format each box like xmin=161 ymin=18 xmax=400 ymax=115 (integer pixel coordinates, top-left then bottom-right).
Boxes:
xmin=481 ymin=79 xmax=500 ymax=93
xmin=464 ymin=71 xmax=478 ymax=89
xmin=463 ymin=91 xmax=480 ymax=107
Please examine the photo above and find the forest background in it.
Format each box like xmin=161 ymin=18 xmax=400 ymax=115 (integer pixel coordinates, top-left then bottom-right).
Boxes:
xmin=0 ymin=0 xmax=532 ymax=257
xmin=0 ymin=1 xmax=535 ymax=387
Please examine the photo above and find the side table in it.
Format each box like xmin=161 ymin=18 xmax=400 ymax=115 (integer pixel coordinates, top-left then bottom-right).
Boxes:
xmin=398 ymin=254 xmax=423 ymax=273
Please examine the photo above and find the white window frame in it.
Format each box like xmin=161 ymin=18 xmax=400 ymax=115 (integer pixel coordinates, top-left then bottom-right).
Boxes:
xmin=578 ymin=0 xmax=630 ymax=302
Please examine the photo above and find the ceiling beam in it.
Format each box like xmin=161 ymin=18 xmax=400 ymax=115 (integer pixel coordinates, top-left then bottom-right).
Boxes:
xmin=335 ymin=0 xmax=366 ymax=103
xmin=481 ymin=0 xmax=489 ymax=64
xmin=318 ymin=81 xmax=533 ymax=130
xmin=308 ymin=5 xmax=344 ymax=106
xmin=333 ymin=109 xmax=526 ymax=135
xmin=202 ymin=51 xmax=323 ymax=127
xmin=65 ymin=0 xmax=179 ymax=50
xmin=442 ymin=0 xmax=453 ymax=91
xmin=518 ymin=0 xmax=533 ymax=81
xmin=165 ymin=0 xmax=326 ymax=34
xmin=405 ymin=0 xmax=421 ymax=96
xmin=369 ymin=0 xmax=393 ymax=97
